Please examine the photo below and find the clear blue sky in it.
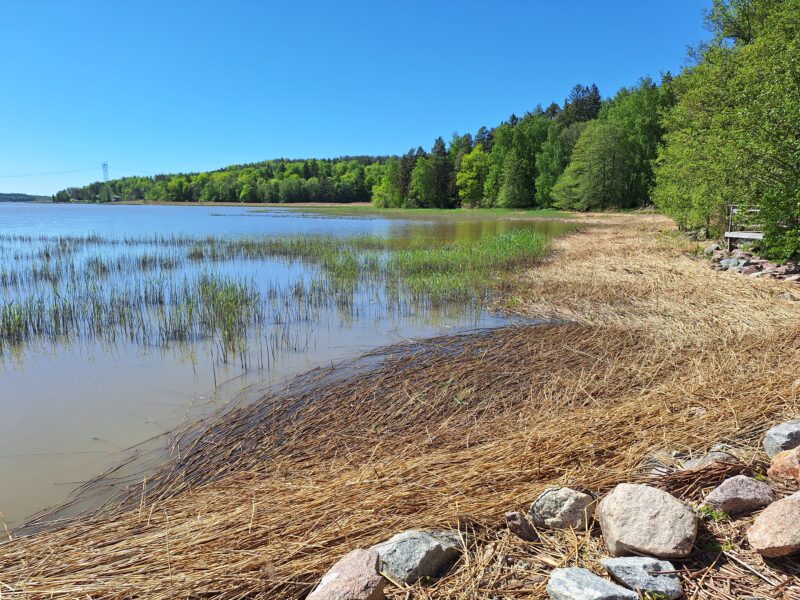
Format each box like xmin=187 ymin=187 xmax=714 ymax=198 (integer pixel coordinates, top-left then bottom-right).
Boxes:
xmin=0 ymin=1 xmax=711 ymax=196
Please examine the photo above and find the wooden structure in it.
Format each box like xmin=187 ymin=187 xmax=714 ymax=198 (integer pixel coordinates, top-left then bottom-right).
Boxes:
xmin=724 ymin=204 xmax=764 ymax=251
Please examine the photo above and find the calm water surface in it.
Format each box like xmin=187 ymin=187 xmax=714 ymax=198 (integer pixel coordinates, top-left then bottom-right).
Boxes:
xmin=0 ymin=203 xmax=570 ymax=529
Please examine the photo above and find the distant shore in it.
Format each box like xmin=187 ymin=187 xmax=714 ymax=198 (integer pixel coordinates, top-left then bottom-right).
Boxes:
xmin=116 ymin=200 xmax=374 ymax=208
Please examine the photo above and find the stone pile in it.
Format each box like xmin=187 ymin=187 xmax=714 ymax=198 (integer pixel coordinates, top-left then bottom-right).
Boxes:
xmin=705 ymin=244 xmax=800 ymax=285
xmin=510 ymin=482 xmax=695 ymax=599
xmin=747 ymin=419 xmax=800 ymax=558
xmin=538 ymin=418 xmax=800 ymax=598
xmin=305 ymin=418 xmax=800 ymax=599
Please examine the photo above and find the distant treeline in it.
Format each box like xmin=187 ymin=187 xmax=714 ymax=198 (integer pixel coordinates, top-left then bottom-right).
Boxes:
xmin=0 ymin=193 xmax=50 ymax=202
xmin=56 ymin=79 xmax=668 ymax=213
xmin=57 ymin=0 xmax=798 ymax=259
xmin=55 ymin=156 xmax=383 ymax=205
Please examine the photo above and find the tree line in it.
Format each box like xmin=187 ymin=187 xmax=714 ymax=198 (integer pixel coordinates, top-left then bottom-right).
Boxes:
xmin=54 ymin=157 xmax=383 ymax=204
xmin=56 ymin=0 xmax=798 ymax=259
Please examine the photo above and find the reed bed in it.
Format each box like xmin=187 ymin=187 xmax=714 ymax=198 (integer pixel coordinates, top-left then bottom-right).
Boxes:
xmin=0 ymin=227 xmax=554 ymax=361
xmin=1 ymin=213 xmax=799 ymax=598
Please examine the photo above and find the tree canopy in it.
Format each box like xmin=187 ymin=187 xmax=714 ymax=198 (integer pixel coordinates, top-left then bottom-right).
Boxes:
xmin=653 ymin=0 xmax=800 ymax=259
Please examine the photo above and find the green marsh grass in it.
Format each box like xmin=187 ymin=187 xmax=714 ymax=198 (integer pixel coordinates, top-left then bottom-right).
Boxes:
xmin=0 ymin=221 xmax=562 ymax=363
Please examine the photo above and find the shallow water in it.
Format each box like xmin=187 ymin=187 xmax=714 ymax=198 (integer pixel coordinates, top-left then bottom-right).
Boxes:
xmin=0 ymin=203 xmax=571 ymax=529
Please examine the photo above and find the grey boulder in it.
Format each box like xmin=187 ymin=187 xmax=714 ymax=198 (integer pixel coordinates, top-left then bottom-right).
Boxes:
xmin=530 ymin=487 xmax=595 ymax=530
xmin=547 ymin=567 xmax=637 ymax=600
xmin=371 ymin=530 xmax=460 ymax=584
xmin=703 ymin=475 xmax=774 ymax=515
xmin=601 ymin=557 xmax=683 ymax=600
xmin=764 ymin=420 xmax=800 ymax=457
xmin=307 ymin=548 xmax=385 ymax=600
xmin=598 ymin=483 xmax=697 ymax=558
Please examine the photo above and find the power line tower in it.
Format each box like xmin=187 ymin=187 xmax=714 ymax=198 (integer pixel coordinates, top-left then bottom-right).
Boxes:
xmin=102 ymin=162 xmax=109 ymax=182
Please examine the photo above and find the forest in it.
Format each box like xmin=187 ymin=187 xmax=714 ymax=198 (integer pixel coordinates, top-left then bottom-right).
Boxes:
xmin=56 ymin=0 xmax=798 ymax=259
xmin=0 ymin=193 xmax=49 ymax=202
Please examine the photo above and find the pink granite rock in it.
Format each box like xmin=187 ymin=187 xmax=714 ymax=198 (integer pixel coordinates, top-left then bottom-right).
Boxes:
xmin=747 ymin=494 xmax=800 ymax=558
xmin=308 ymin=548 xmax=385 ymax=600
xmin=768 ymin=447 xmax=800 ymax=483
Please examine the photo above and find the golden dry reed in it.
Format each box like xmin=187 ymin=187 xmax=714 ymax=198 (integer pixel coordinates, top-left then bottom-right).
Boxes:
xmin=1 ymin=212 xmax=799 ymax=599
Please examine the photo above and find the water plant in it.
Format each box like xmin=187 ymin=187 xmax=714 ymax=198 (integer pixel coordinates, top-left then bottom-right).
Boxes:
xmin=0 ymin=222 xmax=559 ymax=364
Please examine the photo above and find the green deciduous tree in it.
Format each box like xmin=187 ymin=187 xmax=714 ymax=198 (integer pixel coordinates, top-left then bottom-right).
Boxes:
xmin=654 ymin=0 xmax=799 ymax=258
xmin=456 ymin=144 xmax=490 ymax=207
xmin=408 ymin=158 xmax=436 ymax=208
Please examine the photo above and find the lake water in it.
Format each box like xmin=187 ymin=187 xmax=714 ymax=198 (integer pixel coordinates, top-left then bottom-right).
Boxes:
xmin=0 ymin=203 xmax=571 ymax=530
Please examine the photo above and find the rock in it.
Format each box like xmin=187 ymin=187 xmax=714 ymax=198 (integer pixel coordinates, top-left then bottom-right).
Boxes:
xmin=680 ymin=450 xmax=737 ymax=470
xmin=308 ymin=548 xmax=385 ymax=600
xmin=371 ymin=530 xmax=460 ymax=584
xmin=703 ymin=475 xmax=774 ymax=515
xmin=505 ymin=511 xmax=538 ymax=541
xmin=530 ymin=487 xmax=595 ymax=531
xmin=747 ymin=493 xmax=800 ymax=557
xmin=597 ymin=483 xmax=697 ymax=558
xmin=777 ymin=291 xmax=799 ymax=301
xmin=764 ymin=421 xmax=800 ymax=457
xmin=547 ymin=567 xmax=637 ymax=600
xmin=775 ymin=262 xmax=800 ymax=276
xmin=741 ymin=265 xmax=762 ymax=276
xmin=731 ymin=249 xmax=752 ymax=259
xmin=642 ymin=449 xmax=686 ymax=477
xmin=600 ymin=557 xmax=683 ymax=600
xmin=704 ymin=243 xmax=721 ymax=256
xmin=712 ymin=250 xmax=728 ymax=262
xmin=719 ymin=258 xmax=739 ymax=269
xmin=768 ymin=447 xmax=800 ymax=483
xmin=786 ymin=274 xmax=800 ymax=283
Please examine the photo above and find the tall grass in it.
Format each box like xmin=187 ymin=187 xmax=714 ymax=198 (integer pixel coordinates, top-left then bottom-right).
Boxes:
xmin=0 ymin=225 xmax=557 ymax=362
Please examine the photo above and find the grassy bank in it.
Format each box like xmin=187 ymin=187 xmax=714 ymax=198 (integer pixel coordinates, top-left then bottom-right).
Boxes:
xmin=1 ymin=213 xmax=799 ymax=598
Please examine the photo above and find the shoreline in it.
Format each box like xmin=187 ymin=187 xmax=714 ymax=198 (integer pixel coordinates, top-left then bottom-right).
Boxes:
xmin=114 ymin=200 xmax=375 ymax=208
xmin=1 ymin=213 xmax=799 ymax=598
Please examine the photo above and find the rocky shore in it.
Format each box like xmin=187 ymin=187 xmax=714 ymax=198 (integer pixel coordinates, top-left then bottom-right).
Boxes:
xmin=705 ymin=243 xmax=800 ymax=285
xmin=306 ymin=419 xmax=800 ymax=599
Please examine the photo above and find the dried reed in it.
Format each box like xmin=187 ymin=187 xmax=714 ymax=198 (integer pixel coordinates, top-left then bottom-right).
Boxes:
xmin=1 ymin=213 xmax=799 ymax=598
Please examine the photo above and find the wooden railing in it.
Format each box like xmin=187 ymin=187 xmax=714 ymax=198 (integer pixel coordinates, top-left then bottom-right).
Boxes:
xmin=724 ymin=204 xmax=764 ymax=250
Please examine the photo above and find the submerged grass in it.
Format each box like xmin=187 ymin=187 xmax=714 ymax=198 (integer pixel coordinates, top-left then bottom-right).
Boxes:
xmin=0 ymin=224 xmax=558 ymax=360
